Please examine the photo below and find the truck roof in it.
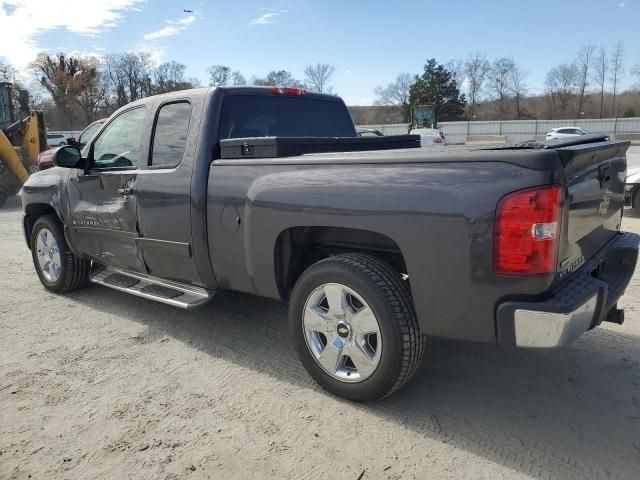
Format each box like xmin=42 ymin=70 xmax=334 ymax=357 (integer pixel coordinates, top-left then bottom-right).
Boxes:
xmin=121 ymin=86 xmax=344 ymax=109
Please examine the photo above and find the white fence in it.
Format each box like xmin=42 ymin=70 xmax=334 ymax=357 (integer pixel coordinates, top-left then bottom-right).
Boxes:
xmin=438 ymin=117 xmax=640 ymax=144
xmin=360 ymin=117 xmax=640 ymax=145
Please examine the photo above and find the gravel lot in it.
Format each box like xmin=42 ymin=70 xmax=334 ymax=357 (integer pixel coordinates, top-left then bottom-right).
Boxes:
xmin=1 ymin=154 xmax=640 ymax=479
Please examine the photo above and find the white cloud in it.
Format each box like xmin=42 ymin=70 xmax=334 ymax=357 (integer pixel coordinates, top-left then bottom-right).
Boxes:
xmin=0 ymin=0 xmax=144 ymax=71
xmin=143 ymin=15 xmax=196 ymax=41
xmin=249 ymin=10 xmax=287 ymax=25
xmin=619 ymin=1 xmax=625 ymax=6
xmin=134 ymin=41 xmax=166 ymax=64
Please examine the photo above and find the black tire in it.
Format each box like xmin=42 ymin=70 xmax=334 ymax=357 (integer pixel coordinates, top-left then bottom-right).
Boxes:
xmin=30 ymin=214 xmax=90 ymax=293
xmin=289 ymin=253 xmax=425 ymax=402
xmin=0 ymin=161 xmax=11 ymax=208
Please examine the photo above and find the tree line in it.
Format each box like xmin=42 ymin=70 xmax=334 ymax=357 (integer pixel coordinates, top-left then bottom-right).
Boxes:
xmin=1 ymin=44 xmax=639 ymax=129
xmin=0 ymin=53 xmax=337 ymax=129
xmin=375 ymin=41 xmax=640 ymax=122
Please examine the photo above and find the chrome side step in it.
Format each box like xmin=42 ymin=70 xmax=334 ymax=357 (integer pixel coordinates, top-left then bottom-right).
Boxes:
xmin=90 ymin=264 xmax=215 ymax=310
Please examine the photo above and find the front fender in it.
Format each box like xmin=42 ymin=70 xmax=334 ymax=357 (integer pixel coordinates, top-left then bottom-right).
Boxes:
xmin=19 ymin=168 xmax=73 ymax=251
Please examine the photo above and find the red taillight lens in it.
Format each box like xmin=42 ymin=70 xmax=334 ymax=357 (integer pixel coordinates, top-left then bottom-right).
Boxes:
xmin=433 ymin=137 xmax=443 ymax=143
xmin=494 ymin=184 xmax=562 ymax=275
xmin=271 ymin=86 xmax=307 ymax=96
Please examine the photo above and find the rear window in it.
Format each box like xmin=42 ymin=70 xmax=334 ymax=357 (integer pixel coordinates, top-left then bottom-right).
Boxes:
xmin=218 ymin=95 xmax=356 ymax=139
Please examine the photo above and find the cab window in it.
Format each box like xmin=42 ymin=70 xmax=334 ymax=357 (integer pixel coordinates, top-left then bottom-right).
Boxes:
xmin=91 ymin=108 xmax=146 ymax=169
xmin=150 ymin=102 xmax=191 ymax=168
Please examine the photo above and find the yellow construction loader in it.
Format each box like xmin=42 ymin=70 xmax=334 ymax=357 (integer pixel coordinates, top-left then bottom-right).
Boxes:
xmin=0 ymin=81 xmax=47 ymax=207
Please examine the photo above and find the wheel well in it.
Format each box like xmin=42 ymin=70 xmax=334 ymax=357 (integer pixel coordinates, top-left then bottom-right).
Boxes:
xmin=274 ymin=226 xmax=408 ymax=299
xmin=23 ymin=203 xmax=57 ymax=249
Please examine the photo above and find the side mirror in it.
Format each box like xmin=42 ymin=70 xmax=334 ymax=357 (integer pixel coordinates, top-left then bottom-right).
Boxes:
xmin=52 ymin=145 xmax=83 ymax=169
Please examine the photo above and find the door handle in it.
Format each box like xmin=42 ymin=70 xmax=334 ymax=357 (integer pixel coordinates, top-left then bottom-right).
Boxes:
xmin=117 ymin=187 xmax=133 ymax=195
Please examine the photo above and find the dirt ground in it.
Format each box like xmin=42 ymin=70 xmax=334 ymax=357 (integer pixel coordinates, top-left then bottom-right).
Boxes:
xmin=1 ymin=194 xmax=640 ymax=479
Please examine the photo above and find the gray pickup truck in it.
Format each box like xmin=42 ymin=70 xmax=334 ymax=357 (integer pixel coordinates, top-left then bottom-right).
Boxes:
xmin=19 ymin=87 xmax=639 ymax=401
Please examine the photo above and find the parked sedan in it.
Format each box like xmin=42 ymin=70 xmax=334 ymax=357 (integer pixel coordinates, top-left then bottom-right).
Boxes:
xmin=546 ymin=127 xmax=589 ymax=140
xmin=46 ymin=133 xmax=67 ymax=147
xmin=356 ymin=127 xmax=384 ymax=137
xmin=38 ymin=119 xmax=106 ymax=170
xmin=409 ymin=128 xmax=446 ymax=147
xmin=625 ymin=166 xmax=640 ymax=214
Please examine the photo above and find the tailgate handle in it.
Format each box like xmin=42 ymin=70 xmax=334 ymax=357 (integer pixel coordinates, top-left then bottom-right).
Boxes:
xmin=598 ymin=164 xmax=611 ymax=188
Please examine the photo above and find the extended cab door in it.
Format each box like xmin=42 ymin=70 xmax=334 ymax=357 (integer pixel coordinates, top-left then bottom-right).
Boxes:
xmin=67 ymin=106 xmax=149 ymax=272
xmin=132 ymin=99 xmax=202 ymax=284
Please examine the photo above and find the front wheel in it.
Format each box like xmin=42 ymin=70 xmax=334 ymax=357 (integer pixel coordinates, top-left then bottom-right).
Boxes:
xmin=30 ymin=214 xmax=90 ymax=293
xmin=289 ymin=253 xmax=425 ymax=401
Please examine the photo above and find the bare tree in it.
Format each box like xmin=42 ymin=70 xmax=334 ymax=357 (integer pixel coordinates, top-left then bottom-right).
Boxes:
xmin=488 ymin=58 xmax=515 ymax=120
xmin=445 ymin=59 xmax=465 ymax=90
xmin=373 ymin=73 xmax=414 ymax=107
xmin=545 ymin=63 xmax=578 ymax=117
xmin=76 ymin=56 xmax=107 ymax=123
xmin=252 ymin=70 xmax=302 ymax=88
xmin=153 ymin=61 xmax=196 ymax=94
xmin=610 ymin=40 xmax=624 ymax=117
xmin=575 ymin=44 xmax=596 ymax=117
xmin=0 ymin=60 xmax=18 ymax=83
xmin=631 ymin=62 xmax=640 ymax=87
xmin=592 ymin=47 xmax=608 ymax=118
xmin=102 ymin=53 xmax=155 ymax=109
xmin=464 ymin=52 xmax=490 ymax=120
xmin=507 ymin=62 xmax=527 ymax=119
xmin=303 ymin=63 xmax=335 ymax=93
xmin=231 ymin=71 xmax=246 ymax=86
xmin=32 ymin=53 xmax=99 ymax=128
xmin=208 ymin=65 xmax=231 ymax=86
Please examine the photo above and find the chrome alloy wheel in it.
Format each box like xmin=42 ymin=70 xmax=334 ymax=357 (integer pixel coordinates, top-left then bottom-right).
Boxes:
xmin=35 ymin=228 xmax=62 ymax=282
xmin=302 ymin=283 xmax=382 ymax=382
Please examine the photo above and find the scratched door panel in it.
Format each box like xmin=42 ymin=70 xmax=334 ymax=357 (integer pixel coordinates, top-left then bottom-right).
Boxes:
xmin=67 ymin=170 xmax=145 ymax=272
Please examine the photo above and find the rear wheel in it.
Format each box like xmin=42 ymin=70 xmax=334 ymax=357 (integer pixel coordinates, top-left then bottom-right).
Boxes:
xmin=289 ymin=253 xmax=424 ymax=401
xmin=30 ymin=214 xmax=90 ymax=292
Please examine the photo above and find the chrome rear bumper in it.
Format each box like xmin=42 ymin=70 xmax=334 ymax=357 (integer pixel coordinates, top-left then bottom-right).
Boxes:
xmin=496 ymin=232 xmax=639 ymax=348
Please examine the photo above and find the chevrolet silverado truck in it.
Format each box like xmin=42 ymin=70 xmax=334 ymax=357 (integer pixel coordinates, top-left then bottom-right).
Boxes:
xmin=19 ymin=87 xmax=639 ymax=401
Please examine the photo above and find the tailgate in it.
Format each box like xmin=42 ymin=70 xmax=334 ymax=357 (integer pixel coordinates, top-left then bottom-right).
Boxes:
xmin=556 ymin=140 xmax=629 ymax=278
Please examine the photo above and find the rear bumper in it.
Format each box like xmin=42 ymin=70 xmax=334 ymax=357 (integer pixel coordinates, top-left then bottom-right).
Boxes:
xmin=496 ymin=232 xmax=639 ymax=348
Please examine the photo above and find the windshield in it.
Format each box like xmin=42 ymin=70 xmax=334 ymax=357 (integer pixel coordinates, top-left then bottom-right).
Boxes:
xmin=219 ymin=95 xmax=356 ymax=138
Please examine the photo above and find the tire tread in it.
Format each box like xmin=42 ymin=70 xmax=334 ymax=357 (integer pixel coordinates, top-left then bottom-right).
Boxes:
xmin=292 ymin=253 xmax=425 ymax=399
xmin=32 ymin=214 xmax=90 ymax=293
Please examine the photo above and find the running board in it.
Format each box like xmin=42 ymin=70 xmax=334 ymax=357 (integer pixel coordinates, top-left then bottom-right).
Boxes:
xmin=90 ymin=265 xmax=215 ymax=310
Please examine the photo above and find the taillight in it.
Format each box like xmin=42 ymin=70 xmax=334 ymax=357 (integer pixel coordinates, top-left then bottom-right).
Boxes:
xmin=433 ymin=137 xmax=443 ymax=144
xmin=271 ymin=86 xmax=307 ymax=96
xmin=494 ymin=184 xmax=562 ymax=275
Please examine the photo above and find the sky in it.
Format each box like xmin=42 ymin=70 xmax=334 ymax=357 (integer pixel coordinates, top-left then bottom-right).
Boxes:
xmin=0 ymin=0 xmax=639 ymax=105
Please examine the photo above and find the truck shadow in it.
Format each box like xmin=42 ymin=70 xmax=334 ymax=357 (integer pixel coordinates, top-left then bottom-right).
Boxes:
xmin=66 ymin=287 xmax=640 ymax=479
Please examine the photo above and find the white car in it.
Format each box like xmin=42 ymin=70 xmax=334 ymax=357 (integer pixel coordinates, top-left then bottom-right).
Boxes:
xmin=625 ymin=165 xmax=640 ymax=214
xmin=409 ymin=128 xmax=446 ymax=147
xmin=545 ymin=127 xmax=589 ymax=140
xmin=46 ymin=133 xmax=67 ymax=147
